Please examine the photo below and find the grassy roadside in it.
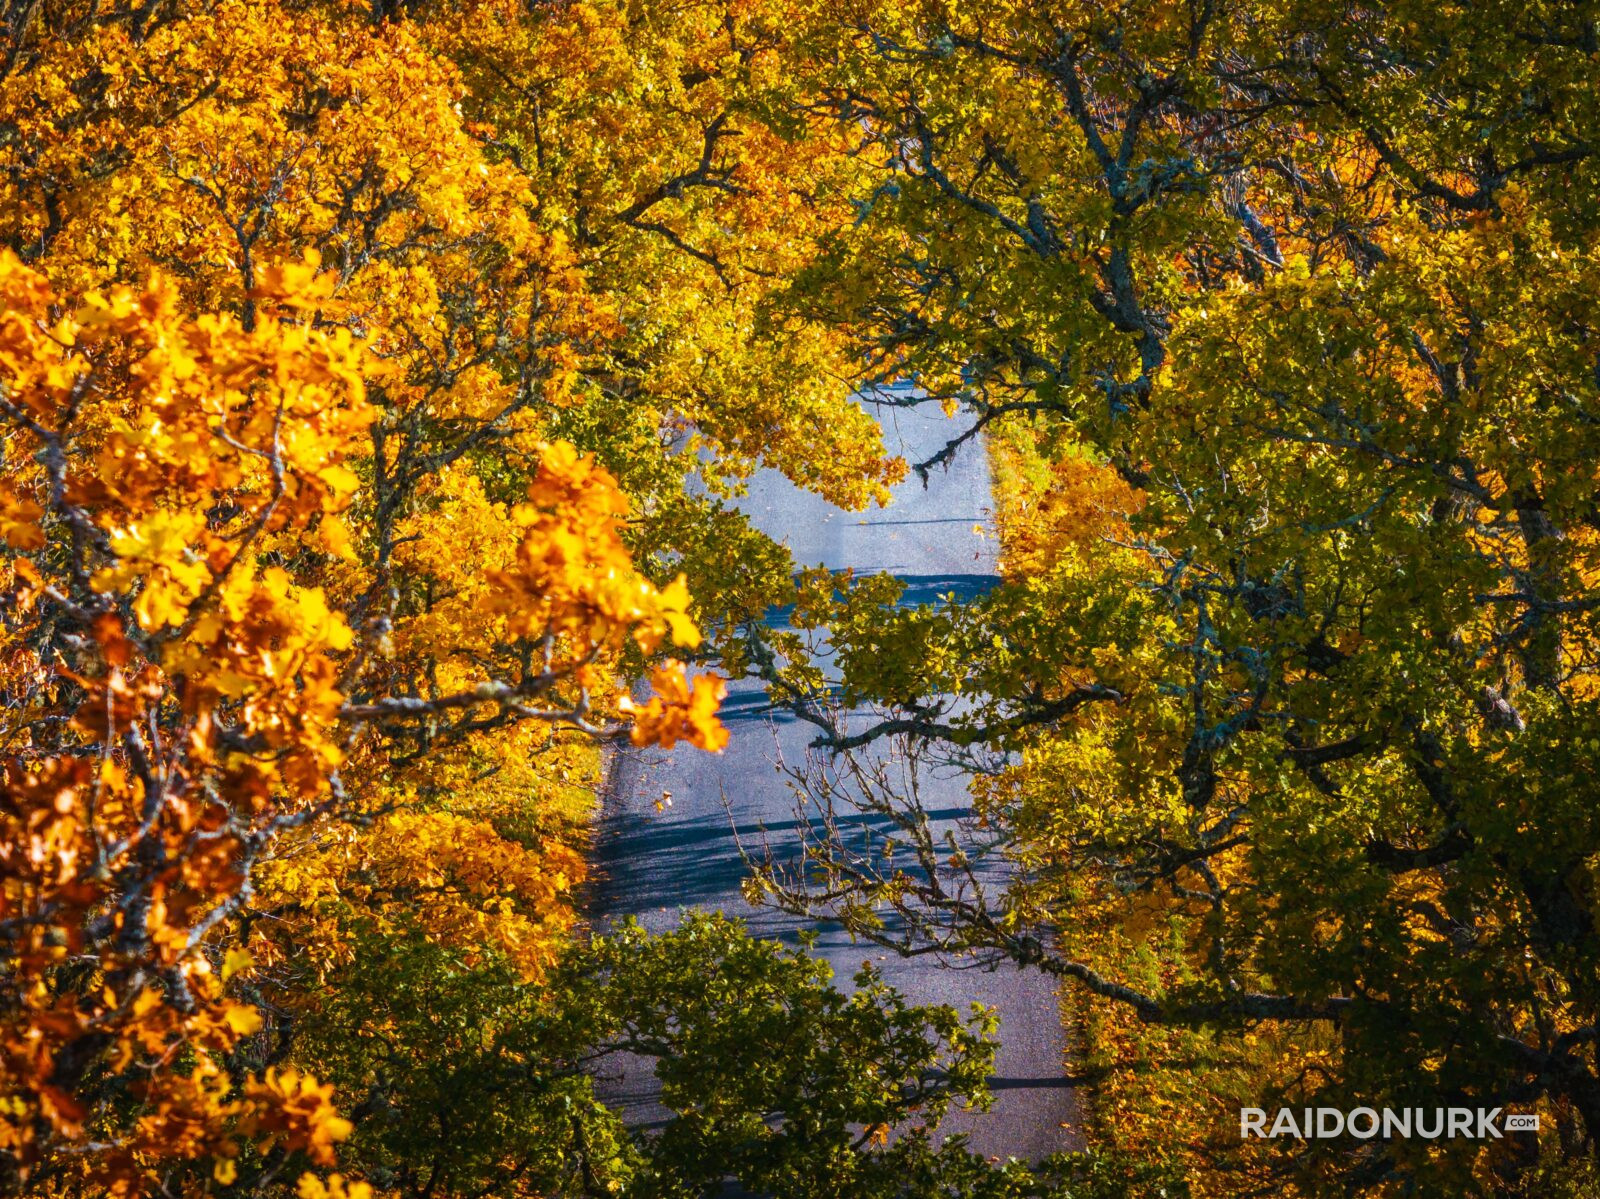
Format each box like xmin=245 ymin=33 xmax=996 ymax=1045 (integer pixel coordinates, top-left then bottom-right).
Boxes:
xmin=983 ymin=418 xmax=1105 ymax=1147
xmin=985 ymin=419 xmax=1246 ymax=1198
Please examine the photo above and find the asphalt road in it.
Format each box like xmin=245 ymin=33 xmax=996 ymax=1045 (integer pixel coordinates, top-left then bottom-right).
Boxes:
xmin=588 ymin=402 xmax=1082 ymax=1163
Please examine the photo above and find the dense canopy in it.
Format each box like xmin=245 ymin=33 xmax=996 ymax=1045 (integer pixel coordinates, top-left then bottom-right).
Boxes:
xmin=3 ymin=1 xmax=1599 ymax=1197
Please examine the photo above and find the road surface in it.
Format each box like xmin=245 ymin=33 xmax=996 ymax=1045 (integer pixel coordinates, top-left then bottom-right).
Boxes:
xmin=587 ymin=402 xmax=1082 ymax=1162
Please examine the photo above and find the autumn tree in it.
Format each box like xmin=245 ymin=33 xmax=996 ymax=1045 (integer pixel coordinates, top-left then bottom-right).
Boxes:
xmin=745 ymin=2 xmax=1600 ymax=1194
xmin=0 ymin=0 xmax=900 ymax=1192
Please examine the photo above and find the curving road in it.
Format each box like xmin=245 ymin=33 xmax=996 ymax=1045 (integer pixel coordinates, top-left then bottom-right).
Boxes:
xmin=588 ymin=402 xmax=1082 ymax=1162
